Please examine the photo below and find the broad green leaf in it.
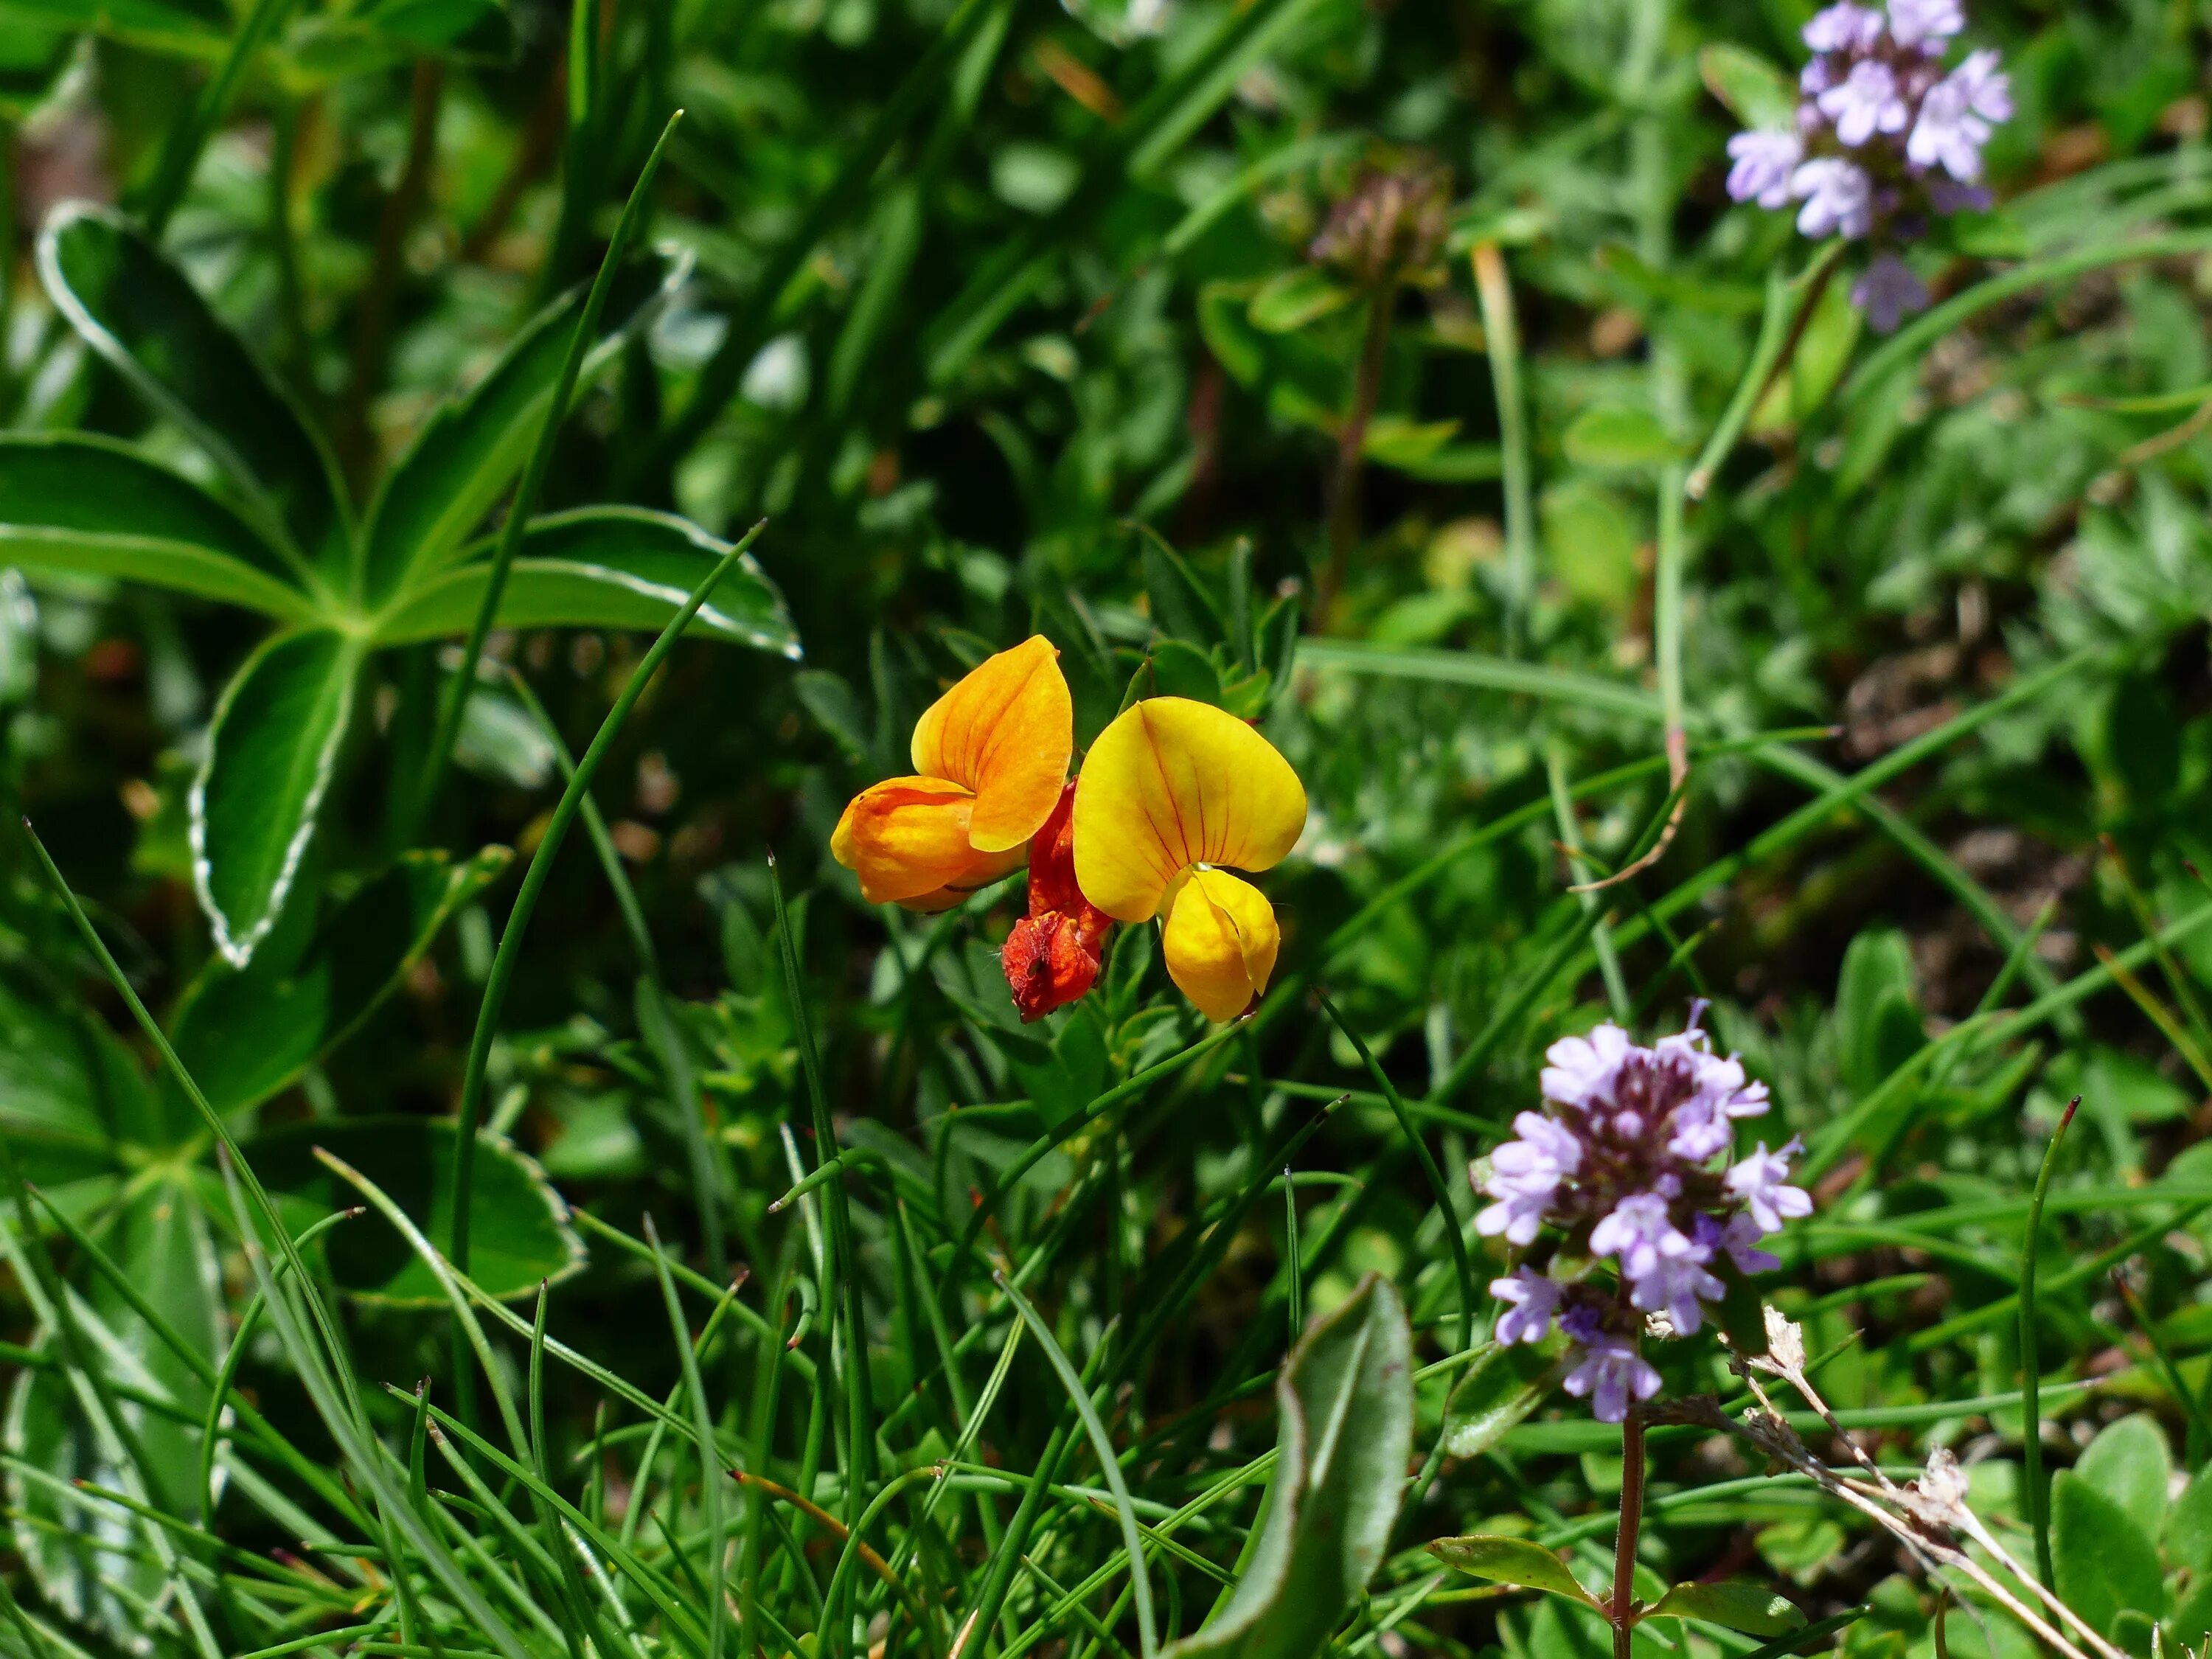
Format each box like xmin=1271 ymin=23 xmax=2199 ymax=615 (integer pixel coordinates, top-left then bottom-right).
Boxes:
xmin=1700 ymin=43 xmax=1797 ymax=131
xmin=38 ymin=204 xmax=351 ymax=578
xmin=244 ymin=1118 xmax=585 ymax=1305
xmin=2075 ymin=1413 xmax=2171 ymax=1543
xmin=1836 ymin=930 xmax=1922 ymax=1099
xmin=0 ymin=959 xmax=165 ymax=1196
xmin=2051 ymin=1470 xmax=2163 ymax=1637
xmin=358 ymin=254 xmax=687 ymax=605
xmin=1429 ymin=1534 xmax=1601 ymax=1608
xmin=1248 ymin=267 xmax=1356 ymax=334
xmin=1439 ymin=1341 xmax=1559 ymax=1459
xmin=191 ymin=628 xmax=364 ymax=968
xmin=370 ymin=507 xmax=800 ymax=655
xmin=1562 ymin=405 xmax=1680 ymax=470
xmin=1646 ymin=1582 xmax=1806 ymax=1636
xmin=1164 ymin=1273 xmax=1413 ymax=1658
xmin=0 ymin=0 xmax=226 ymax=54
xmin=169 ymin=846 xmax=513 ymax=1119
xmin=0 ymin=434 xmax=315 ymax=619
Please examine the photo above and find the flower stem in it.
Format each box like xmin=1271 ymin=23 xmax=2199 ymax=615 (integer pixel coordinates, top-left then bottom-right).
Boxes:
xmin=1612 ymin=1399 xmax=1646 ymax=1659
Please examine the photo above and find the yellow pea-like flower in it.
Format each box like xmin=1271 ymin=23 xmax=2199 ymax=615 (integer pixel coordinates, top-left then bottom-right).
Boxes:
xmin=831 ymin=636 xmax=1072 ymax=910
xmin=1072 ymin=698 xmax=1306 ymax=1020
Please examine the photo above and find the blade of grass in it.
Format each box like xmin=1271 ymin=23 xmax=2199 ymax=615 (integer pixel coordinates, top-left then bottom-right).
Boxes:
xmin=413 ymin=109 xmax=684 ymax=829
xmin=644 ymin=1214 xmax=729 ymax=1659
xmin=2020 ymin=1095 xmax=2075 ymax=1591
xmin=446 ymin=517 xmax=765 ymax=1284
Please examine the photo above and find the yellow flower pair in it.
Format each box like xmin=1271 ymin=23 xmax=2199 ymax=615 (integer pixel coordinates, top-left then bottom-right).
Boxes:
xmin=831 ymin=636 xmax=1306 ymax=1021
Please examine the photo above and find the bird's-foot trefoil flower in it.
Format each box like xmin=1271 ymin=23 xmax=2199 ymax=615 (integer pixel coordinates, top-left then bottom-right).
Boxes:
xmin=832 ymin=636 xmax=1072 ymax=911
xmin=1001 ymin=781 xmax=1113 ymax=1021
xmin=1071 ymin=697 xmax=1307 ymax=1022
xmin=1471 ymin=1005 xmax=1808 ymax=1422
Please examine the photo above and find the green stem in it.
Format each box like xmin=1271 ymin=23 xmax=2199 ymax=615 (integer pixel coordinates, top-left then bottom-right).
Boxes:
xmin=1472 ymin=242 xmax=1534 ymax=655
xmin=2021 ymin=1094 xmax=2077 ymax=1590
xmin=138 ymin=0 xmax=299 ymax=235
xmin=411 ymin=110 xmax=682 ymax=837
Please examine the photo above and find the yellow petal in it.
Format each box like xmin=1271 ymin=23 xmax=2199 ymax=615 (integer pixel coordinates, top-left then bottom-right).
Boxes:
xmin=911 ymin=635 xmax=1072 ymax=853
xmin=1161 ymin=869 xmax=1280 ymax=1022
xmin=1072 ymin=698 xmax=1307 ymax=922
xmin=830 ymin=776 xmax=1025 ymax=908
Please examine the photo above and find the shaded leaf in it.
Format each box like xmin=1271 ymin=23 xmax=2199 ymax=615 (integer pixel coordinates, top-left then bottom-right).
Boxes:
xmin=170 ymin=846 xmax=513 ymax=1119
xmin=2168 ymin=1467 xmax=2212 ymax=1574
xmin=1647 ymin=1582 xmax=1806 ymax=1636
xmin=1248 ymin=267 xmax=1355 ymax=334
xmin=370 ymin=507 xmax=799 ymax=656
xmin=0 ymin=959 xmax=166 ymax=1192
xmin=1562 ymin=405 xmax=1680 ymax=470
xmin=1429 ymin=1534 xmax=1600 ymax=1608
xmin=1164 ymin=1273 xmax=1413 ymax=1658
xmin=244 ymin=1118 xmax=583 ymax=1305
xmin=191 ymin=628 xmax=363 ymax=968
xmin=38 ymin=203 xmax=350 ymax=577
xmin=0 ymin=0 xmax=225 ymax=53
xmin=359 ymin=254 xmax=687 ymax=605
xmin=0 ymin=434 xmax=314 ymax=618
xmin=0 ymin=20 xmax=74 ymax=119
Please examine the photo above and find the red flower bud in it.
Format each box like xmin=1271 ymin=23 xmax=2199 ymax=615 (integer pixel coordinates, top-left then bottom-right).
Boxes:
xmin=1001 ymin=782 xmax=1112 ymax=1021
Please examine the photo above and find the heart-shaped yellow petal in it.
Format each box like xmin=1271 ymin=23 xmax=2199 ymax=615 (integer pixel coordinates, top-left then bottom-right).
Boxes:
xmin=1161 ymin=868 xmax=1281 ymax=1022
xmin=1072 ymin=698 xmax=1307 ymax=923
xmin=911 ymin=634 xmax=1072 ymax=853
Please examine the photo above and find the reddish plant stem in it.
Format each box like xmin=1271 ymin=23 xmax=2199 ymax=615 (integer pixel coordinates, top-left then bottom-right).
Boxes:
xmin=1612 ymin=1399 xmax=1646 ymax=1659
xmin=1317 ymin=281 xmax=1395 ymax=622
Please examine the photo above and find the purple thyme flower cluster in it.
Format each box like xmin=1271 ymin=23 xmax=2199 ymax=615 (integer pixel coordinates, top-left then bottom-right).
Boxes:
xmin=1723 ymin=0 xmax=2012 ymax=332
xmin=1475 ymin=1006 xmax=1809 ymax=1422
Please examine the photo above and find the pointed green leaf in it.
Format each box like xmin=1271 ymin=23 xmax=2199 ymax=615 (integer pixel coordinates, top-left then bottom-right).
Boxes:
xmin=0 ymin=434 xmax=315 ymax=619
xmin=359 ymin=254 xmax=687 ymax=604
xmin=243 ymin=1118 xmax=584 ymax=1305
xmin=370 ymin=507 xmax=799 ymax=655
xmin=1562 ymin=405 xmax=1680 ymax=470
xmin=1164 ymin=1273 xmax=1413 ymax=1658
xmin=1440 ymin=1341 xmax=1561 ymax=1459
xmin=38 ymin=203 xmax=350 ymax=577
xmin=1647 ymin=1582 xmax=1806 ymax=1636
xmin=169 ymin=846 xmax=514 ymax=1119
xmin=1428 ymin=1534 xmax=1601 ymax=1608
xmin=191 ymin=628 xmax=363 ymax=967
xmin=1248 ymin=267 xmax=1355 ymax=334
xmin=0 ymin=961 xmax=161 ymax=1199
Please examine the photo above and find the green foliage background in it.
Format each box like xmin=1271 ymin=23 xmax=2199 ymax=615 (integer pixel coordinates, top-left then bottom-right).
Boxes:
xmin=7 ymin=0 xmax=2212 ymax=1656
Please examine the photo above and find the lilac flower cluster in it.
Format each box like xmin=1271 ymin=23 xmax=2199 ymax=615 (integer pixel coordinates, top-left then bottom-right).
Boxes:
xmin=1723 ymin=0 xmax=2012 ymax=332
xmin=1475 ymin=1007 xmax=1809 ymax=1422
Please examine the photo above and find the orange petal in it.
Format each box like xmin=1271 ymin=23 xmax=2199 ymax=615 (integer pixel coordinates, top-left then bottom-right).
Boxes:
xmin=830 ymin=775 xmax=1025 ymax=909
xmin=911 ymin=635 xmax=1072 ymax=853
xmin=1071 ymin=698 xmax=1307 ymax=922
xmin=1160 ymin=869 xmax=1280 ymax=1022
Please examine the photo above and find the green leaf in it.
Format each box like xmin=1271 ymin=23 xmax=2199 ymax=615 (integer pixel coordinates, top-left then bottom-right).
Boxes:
xmin=191 ymin=628 xmax=364 ymax=968
xmin=2168 ymin=1467 xmax=2212 ymax=1574
xmin=0 ymin=434 xmax=315 ymax=618
xmin=1141 ymin=532 xmax=1225 ymax=647
xmin=0 ymin=959 xmax=165 ymax=1194
xmin=1562 ymin=405 xmax=1680 ymax=470
xmin=1248 ymin=267 xmax=1356 ymax=334
xmin=0 ymin=0 xmax=226 ymax=54
xmin=1428 ymin=1534 xmax=1601 ymax=1609
xmin=38 ymin=203 xmax=350 ymax=578
xmin=1165 ymin=1273 xmax=1413 ymax=1658
xmin=1146 ymin=639 xmax=1225 ymax=705
xmin=1646 ymin=1582 xmax=1806 ymax=1636
xmin=169 ymin=846 xmax=513 ymax=1119
xmin=1439 ymin=1341 xmax=1559 ymax=1459
xmin=2051 ymin=1470 xmax=2164 ymax=1637
xmin=284 ymin=0 xmax=512 ymax=73
xmin=2075 ymin=1413 xmax=2171 ymax=1543
xmin=243 ymin=1118 xmax=584 ymax=1306
xmin=1700 ymin=43 xmax=1798 ymax=131
xmin=1836 ymin=930 xmax=1923 ymax=1099
xmin=371 ymin=507 xmax=799 ymax=655
xmin=359 ymin=254 xmax=686 ymax=605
